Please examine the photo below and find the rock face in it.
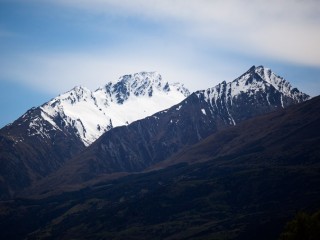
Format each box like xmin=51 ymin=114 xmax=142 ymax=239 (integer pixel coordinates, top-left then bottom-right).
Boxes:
xmin=38 ymin=65 xmax=309 ymax=189
xmin=0 ymin=107 xmax=85 ymax=198
xmin=0 ymin=72 xmax=189 ymax=198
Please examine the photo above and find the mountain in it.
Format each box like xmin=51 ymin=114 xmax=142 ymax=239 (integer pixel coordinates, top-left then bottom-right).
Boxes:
xmin=196 ymin=65 xmax=308 ymax=124
xmin=1 ymin=95 xmax=318 ymax=240
xmin=28 ymin=65 xmax=310 ymax=195
xmin=0 ymin=72 xmax=189 ymax=198
xmin=32 ymin=71 xmax=190 ymax=146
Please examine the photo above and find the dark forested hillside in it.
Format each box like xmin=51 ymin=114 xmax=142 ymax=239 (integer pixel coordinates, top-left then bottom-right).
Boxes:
xmin=0 ymin=96 xmax=319 ymax=240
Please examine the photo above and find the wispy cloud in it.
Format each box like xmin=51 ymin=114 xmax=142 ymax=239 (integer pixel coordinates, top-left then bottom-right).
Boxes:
xmin=0 ymin=49 xmax=219 ymax=94
xmin=50 ymin=0 xmax=320 ymax=67
xmin=1 ymin=0 xmax=319 ymax=96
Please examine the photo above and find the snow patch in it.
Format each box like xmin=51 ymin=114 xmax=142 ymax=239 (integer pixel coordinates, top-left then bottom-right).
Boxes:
xmin=39 ymin=71 xmax=190 ymax=146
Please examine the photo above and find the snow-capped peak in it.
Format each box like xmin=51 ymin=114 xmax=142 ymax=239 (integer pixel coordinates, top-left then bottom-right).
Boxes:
xmin=225 ymin=65 xmax=309 ymax=102
xmin=100 ymin=71 xmax=189 ymax=104
xmin=54 ymin=85 xmax=93 ymax=105
xmin=198 ymin=65 xmax=309 ymax=126
xmin=38 ymin=71 xmax=190 ymax=146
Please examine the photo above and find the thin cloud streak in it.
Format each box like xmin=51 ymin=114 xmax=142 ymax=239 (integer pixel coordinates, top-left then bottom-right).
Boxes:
xmin=1 ymin=0 xmax=319 ymax=97
xmin=50 ymin=0 xmax=320 ymax=67
xmin=0 ymin=51 xmax=217 ymax=95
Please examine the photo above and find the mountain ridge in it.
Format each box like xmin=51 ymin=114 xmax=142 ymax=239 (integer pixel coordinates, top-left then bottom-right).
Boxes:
xmin=151 ymin=94 xmax=320 ymax=170
xmin=25 ymin=65 xmax=310 ymax=195
xmin=0 ymin=65 xmax=310 ymax=199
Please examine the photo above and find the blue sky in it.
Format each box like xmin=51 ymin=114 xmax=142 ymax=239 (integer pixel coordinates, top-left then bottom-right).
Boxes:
xmin=1 ymin=0 xmax=320 ymax=127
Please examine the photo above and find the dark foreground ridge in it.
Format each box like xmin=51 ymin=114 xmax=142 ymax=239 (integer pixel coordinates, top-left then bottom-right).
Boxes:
xmin=0 ymin=96 xmax=319 ymax=240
